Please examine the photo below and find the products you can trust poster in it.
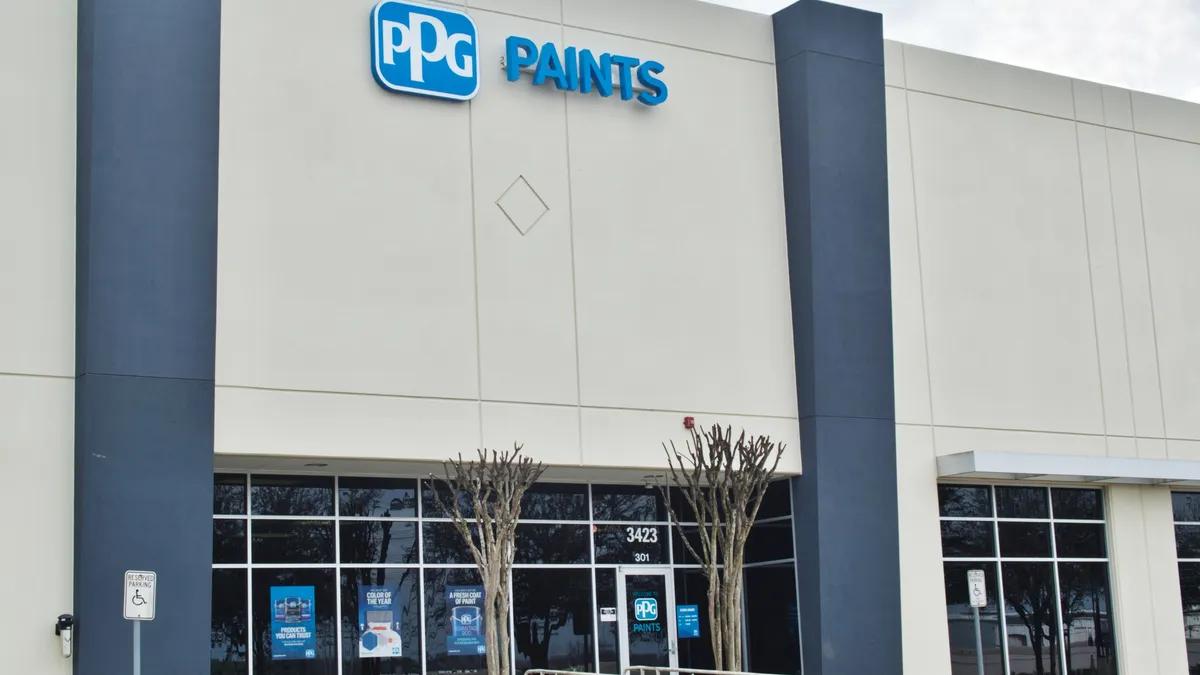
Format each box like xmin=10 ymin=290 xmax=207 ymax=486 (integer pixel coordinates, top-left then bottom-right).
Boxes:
xmin=270 ymin=586 xmax=317 ymax=661
xmin=446 ymin=586 xmax=485 ymax=655
xmin=359 ymin=586 xmax=403 ymax=658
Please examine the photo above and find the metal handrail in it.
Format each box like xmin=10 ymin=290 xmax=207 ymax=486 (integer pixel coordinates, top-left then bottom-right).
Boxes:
xmin=625 ymin=667 xmax=781 ymax=675
xmin=525 ymin=664 xmax=781 ymax=675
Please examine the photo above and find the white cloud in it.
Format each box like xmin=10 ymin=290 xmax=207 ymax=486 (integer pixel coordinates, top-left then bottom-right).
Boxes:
xmin=703 ymin=0 xmax=1200 ymax=102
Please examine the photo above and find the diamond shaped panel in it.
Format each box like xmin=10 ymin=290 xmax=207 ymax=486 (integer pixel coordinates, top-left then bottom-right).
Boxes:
xmin=496 ymin=176 xmax=549 ymax=235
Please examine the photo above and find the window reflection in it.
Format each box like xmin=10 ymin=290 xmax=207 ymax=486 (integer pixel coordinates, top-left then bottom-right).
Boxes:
xmin=943 ymin=562 xmax=1004 ymax=675
xmin=424 ymin=569 xmax=487 ymax=675
xmin=341 ymin=522 xmax=419 ymax=565
xmin=1179 ymin=563 xmax=1200 ymax=673
xmin=513 ymin=569 xmax=593 ymax=674
xmin=745 ymin=519 xmax=794 ymax=563
xmin=674 ymin=524 xmax=724 ymax=566
xmin=340 ymin=478 xmax=418 ymax=518
xmin=421 ymin=481 xmax=478 ymax=519
xmin=1058 ymin=563 xmax=1117 ymax=675
xmin=1002 ymin=562 xmax=1062 ymax=675
xmin=758 ymin=480 xmax=793 ymax=520
xmin=744 ymin=565 xmax=801 ymax=675
xmin=216 ymin=474 xmax=248 ymax=516
xmin=212 ymin=569 xmax=248 ymax=675
xmin=941 ymin=521 xmax=995 ymax=558
xmin=998 ymin=522 xmax=1051 ymax=558
xmin=341 ymin=568 xmax=421 ymax=675
xmin=594 ymin=569 xmax=619 ymax=674
xmin=940 ymin=485 xmax=993 ymax=518
xmin=215 ymin=520 xmax=248 ymax=564
xmin=1178 ymin=525 xmax=1200 ymax=559
xmin=995 ymin=487 xmax=1049 ymax=519
xmin=514 ymin=524 xmax=589 ymax=565
xmin=592 ymin=485 xmax=666 ymax=522
xmin=252 ymin=520 xmax=335 ymax=564
xmin=251 ymin=476 xmax=335 ymax=517
xmin=1054 ymin=524 xmax=1106 ymax=559
xmin=422 ymin=522 xmax=474 ymax=565
xmin=1051 ymin=489 xmax=1103 ymax=521
xmin=520 ymin=483 xmax=587 ymax=521
xmin=939 ymin=483 xmax=1116 ymax=675
xmin=1175 ymin=493 xmax=1200 ymax=523
xmin=674 ymin=569 xmax=716 ymax=671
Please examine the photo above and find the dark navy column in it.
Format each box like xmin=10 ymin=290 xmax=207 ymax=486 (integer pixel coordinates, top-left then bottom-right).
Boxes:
xmin=75 ymin=0 xmax=220 ymax=673
xmin=773 ymin=2 xmax=901 ymax=673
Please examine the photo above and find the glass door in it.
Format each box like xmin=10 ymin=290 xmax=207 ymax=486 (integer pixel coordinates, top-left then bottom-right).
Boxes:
xmin=616 ymin=567 xmax=678 ymax=672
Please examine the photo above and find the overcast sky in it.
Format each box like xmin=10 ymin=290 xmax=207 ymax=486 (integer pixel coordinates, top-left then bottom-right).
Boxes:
xmin=703 ymin=0 xmax=1200 ymax=103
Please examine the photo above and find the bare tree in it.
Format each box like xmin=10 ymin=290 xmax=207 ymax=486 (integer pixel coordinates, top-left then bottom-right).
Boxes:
xmin=433 ymin=445 xmax=546 ymax=675
xmin=661 ymin=424 xmax=784 ymax=672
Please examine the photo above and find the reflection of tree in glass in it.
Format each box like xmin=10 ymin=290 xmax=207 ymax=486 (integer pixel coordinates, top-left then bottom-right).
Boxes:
xmin=252 ymin=478 xmax=334 ymax=516
xmin=215 ymin=477 xmax=248 ymax=514
xmin=1180 ymin=564 xmax=1200 ymax=674
xmin=938 ymin=485 xmax=991 ymax=517
xmin=342 ymin=485 xmax=418 ymax=518
xmin=995 ymin=487 xmax=1048 ymax=519
xmin=340 ymin=488 xmax=420 ymax=568
xmin=211 ymin=570 xmax=247 ymax=674
xmin=513 ymin=570 xmax=591 ymax=672
xmin=592 ymin=487 xmax=665 ymax=523
xmin=1002 ymin=563 xmax=1060 ymax=675
xmin=423 ymin=521 xmax=477 ymax=565
xmin=1058 ymin=563 xmax=1115 ymax=675
xmin=253 ymin=520 xmax=335 ymax=564
xmin=514 ymin=525 xmax=587 ymax=564
xmin=520 ymin=486 xmax=587 ymax=521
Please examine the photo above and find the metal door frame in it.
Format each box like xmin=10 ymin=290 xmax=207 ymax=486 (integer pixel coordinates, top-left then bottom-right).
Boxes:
xmin=616 ymin=566 xmax=679 ymax=672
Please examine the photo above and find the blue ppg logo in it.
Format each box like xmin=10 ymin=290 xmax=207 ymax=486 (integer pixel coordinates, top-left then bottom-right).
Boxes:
xmin=371 ymin=0 xmax=479 ymax=101
xmin=633 ymin=598 xmax=658 ymax=622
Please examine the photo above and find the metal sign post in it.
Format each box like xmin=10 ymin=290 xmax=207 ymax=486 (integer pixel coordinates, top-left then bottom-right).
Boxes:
xmin=124 ymin=571 xmax=157 ymax=675
xmin=967 ymin=569 xmax=987 ymax=675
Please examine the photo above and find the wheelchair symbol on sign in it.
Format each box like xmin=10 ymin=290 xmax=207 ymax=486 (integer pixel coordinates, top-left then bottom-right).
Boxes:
xmin=131 ymin=590 xmax=147 ymax=606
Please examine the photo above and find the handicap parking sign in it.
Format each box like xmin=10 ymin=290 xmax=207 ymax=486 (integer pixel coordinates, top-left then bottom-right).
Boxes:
xmin=633 ymin=598 xmax=658 ymax=622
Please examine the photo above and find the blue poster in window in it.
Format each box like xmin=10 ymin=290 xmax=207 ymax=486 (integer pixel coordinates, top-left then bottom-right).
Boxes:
xmin=359 ymin=585 xmax=403 ymax=658
xmin=270 ymin=586 xmax=317 ymax=660
xmin=446 ymin=586 xmax=486 ymax=655
xmin=676 ymin=605 xmax=700 ymax=639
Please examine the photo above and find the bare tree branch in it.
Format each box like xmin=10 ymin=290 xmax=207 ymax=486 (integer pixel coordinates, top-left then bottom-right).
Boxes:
xmin=660 ymin=423 xmax=785 ymax=671
xmin=433 ymin=444 xmax=546 ymax=675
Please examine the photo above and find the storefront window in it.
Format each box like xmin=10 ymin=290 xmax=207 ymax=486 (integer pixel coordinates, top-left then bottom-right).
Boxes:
xmin=212 ymin=475 xmax=800 ymax=675
xmin=938 ymin=484 xmax=1117 ymax=675
xmin=1172 ymin=492 xmax=1200 ymax=674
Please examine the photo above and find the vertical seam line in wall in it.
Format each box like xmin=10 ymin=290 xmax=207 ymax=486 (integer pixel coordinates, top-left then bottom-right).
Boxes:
xmin=1139 ymin=487 xmax=1165 ymax=674
xmin=1128 ymin=111 xmax=1171 ymax=450
xmin=1099 ymin=96 xmax=1140 ymax=442
xmin=561 ymin=11 xmax=585 ymax=465
xmin=1070 ymin=81 xmax=1111 ymax=452
xmin=900 ymin=47 xmax=938 ymax=452
xmin=468 ymin=99 xmax=484 ymax=448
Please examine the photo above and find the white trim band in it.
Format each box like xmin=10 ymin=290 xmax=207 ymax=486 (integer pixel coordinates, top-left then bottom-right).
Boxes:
xmin=937 ymin=450 xmax=1200 ymax=485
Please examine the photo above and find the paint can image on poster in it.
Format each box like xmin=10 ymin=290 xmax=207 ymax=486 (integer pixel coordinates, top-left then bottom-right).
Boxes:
xmin=270 ymin=586 xmax=317 ymax=660
xmin=446 ymin=585 xmax=486 ymax=655
xmin=359 ymin=585 xmax=403 ymax=658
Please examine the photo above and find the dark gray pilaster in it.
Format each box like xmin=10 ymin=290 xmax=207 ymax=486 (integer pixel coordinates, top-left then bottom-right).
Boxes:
xmin=774 ymin=2 xmax=902 ymax=673
xmin=75 ymin=0 xmax=221 ymax=672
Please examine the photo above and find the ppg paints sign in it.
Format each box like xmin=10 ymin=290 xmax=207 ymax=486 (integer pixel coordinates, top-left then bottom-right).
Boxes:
xmin=370 ymin=0 xmax=668 ymax=106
